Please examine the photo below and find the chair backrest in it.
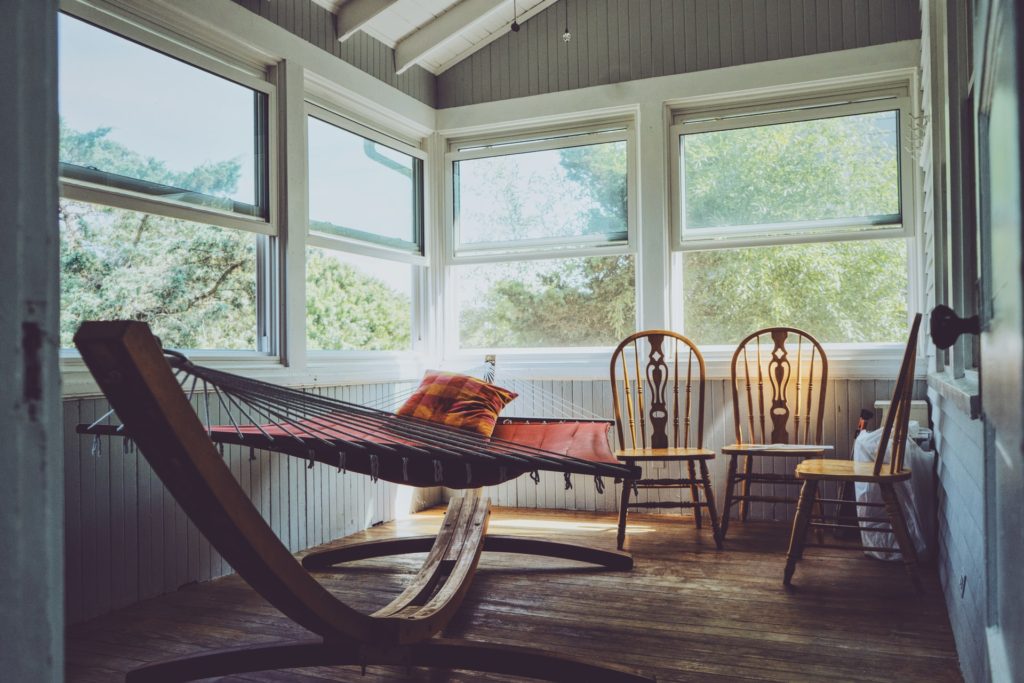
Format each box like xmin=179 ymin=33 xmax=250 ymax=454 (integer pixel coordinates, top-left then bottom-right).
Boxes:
xmin=729 ymin=328 xmax=828 ymax=446
xmin=873 ymin=313 xmax=923 ymax=475
xmin=609 ymin=330 xmax=706 ymax=450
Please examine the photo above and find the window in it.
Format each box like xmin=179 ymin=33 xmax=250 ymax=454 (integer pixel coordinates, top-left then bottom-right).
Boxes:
xmin=305 ymin=248 xmax=414 ymax=351
xmin=307 ymin=114 xmax=423 ymax=252
xmin=447 ymin=128 xmax=636 ymax=351
xmin=58 ymin=13 xmax=273 ymax=352
xmin=673 ymin=98 xmax=913 ymax=345
xmin=305 ymin=107 xmax=426 ymax=354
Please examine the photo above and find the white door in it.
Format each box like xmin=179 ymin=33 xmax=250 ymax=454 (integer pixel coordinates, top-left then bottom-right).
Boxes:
xmin=975 ymin=0 xmax=1023 ymax=679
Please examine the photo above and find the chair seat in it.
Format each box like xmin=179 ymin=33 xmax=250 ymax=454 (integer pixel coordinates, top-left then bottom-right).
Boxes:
xmin=721 ymin=443 xmax=833 ymax=457
xmin=795 ymin=458 xmax=911 ymax=482
xmin=615 ymin=447 xmax=715 ymax=462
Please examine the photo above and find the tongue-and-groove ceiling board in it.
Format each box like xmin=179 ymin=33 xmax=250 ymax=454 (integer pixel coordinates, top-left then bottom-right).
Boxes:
xmin=310 ymin=0 xmax=559 ymax=75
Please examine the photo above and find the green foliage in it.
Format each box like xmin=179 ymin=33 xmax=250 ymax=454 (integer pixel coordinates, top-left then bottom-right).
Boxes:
xmin=305 ymin=248 xmax=411 ymax=351
xmin=459 ymin=256 xmax=635 ymax=348
xmin=460 ymin=115 xmax=908 ymax=348
xmin=60 ymin=123 xmax=412 ymax=351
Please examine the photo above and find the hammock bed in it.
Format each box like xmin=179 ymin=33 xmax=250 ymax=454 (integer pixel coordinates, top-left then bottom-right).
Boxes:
xmin=73 ymin=321 xmax=651 ymax=682
xmin=78 ymin=348 xmax=635 ymax=490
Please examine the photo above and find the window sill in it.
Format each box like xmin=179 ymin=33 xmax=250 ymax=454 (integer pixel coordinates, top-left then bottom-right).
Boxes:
xmin=445 ymin=343 xmax=919 ymax=381
xmin=927 ymin=369 xmax=981 ymax=419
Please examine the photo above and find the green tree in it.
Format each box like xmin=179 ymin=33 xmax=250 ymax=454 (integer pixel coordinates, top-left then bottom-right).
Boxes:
xmin=60 ymin=123 xmax=411 ymax=351
xmin=459 ymin=113 xmax=908 ymax=348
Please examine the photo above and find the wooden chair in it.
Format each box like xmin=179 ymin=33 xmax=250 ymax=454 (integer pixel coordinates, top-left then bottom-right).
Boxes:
xmin=610 ymin=330 xmax=722 ymax=550
xmin=720 ymin=328 xmax=831 ymax=540
xmin=74 ymin=321 xmax=653 ymax=682
xmin=783 ymin=313 xmax=924 ymax=592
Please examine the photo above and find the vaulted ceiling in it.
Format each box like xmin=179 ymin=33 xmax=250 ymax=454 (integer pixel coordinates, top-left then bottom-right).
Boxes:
xmin=310 ymin=0 xmax=559 ymax=75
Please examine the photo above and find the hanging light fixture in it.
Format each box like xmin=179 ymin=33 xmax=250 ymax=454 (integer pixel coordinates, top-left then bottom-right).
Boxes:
xmin=562 ymin=1 xmax=571 ymax=42
xmin=511 ymin=0 xmax=520 ymax=32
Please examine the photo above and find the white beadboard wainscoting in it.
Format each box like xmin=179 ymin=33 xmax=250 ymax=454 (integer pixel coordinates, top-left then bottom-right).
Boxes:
xmin=63 ymin=376 xmax=926 ymax=624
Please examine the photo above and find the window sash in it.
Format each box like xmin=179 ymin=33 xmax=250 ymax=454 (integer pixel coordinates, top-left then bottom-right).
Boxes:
xmin=446 ymin=128 xmax=634 ymax=259
xmin=306 ymin=104 xmax=427 ymax=256
xmin=57 ymin=10 xmax=276 ymax=236
xmin=671 ymin=98 xmax=910 ymax=249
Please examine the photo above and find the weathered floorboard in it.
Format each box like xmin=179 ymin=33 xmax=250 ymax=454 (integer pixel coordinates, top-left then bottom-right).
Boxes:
xmin=67 ymin=507 xmax=961 ymax=682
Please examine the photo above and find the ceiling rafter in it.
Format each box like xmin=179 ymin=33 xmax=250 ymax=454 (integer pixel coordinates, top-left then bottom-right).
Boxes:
xmin=335 ymin=0 xmax=399 ymax=43
xmin=394 ymin=0 xmax=507 ymax=75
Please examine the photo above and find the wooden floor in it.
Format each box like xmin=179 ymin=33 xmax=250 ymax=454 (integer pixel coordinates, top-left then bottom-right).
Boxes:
xmin=67 ymin=507 xmax=962 ymax=682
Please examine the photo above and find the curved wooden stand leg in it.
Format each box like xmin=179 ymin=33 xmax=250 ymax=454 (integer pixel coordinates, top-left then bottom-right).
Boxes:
xmin=483 ymin=535 xmax=633 ymax=570
xmin=126 ymin=637 xmax=656 ymax=683
xmin=303 ymin=535 xmax=632 ymax=571
xmin=302 ymin=536 xmax=437 ymax=570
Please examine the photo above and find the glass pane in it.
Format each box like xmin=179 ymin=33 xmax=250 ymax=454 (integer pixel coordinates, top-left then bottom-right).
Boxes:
xmin=455 ymin=140 xmax=628 ymax=245
xmin=60 ymin=200 xmax=258 ymax=350
xmin=308 ymin=117 xmax=421 ymax=249
xmin=681 ymin=239 xmax=908 ymax=344
xmin=58 ymin=14 xmax=265 ymax=216
xmin=682 ymin=111 xmax=900 ymax=229
xmin=454 ymin=255 xmax=636 ymax=348
xmin=306 ymin=248 xmax=413 ymax=351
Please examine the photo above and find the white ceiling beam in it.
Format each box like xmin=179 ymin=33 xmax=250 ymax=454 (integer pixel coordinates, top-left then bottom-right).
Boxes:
xmin=394 ymin=0 xmax=508 ymax=75
xmin=335 ymin=0 xmax=398 ymax=43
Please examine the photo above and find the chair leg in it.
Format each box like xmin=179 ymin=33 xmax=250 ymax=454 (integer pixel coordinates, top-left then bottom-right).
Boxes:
xmin=783 ymin=480 xmax=818 ymax=586
xmin=721 ymin=455 xmax=739 ymax=540
xmin=740 ymin=455 xmax=754 ymax=521
xmin=879 ymin=482 xmax=924 ymax=594
xmin=687 ymin=460 xmax=702 ymax=529
xmin=698 ymin=460 xmax=723 ymax=549
xmin=617 ymin=478 xmax=632 ymax=550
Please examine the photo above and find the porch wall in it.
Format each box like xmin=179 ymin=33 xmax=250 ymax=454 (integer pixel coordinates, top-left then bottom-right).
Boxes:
xmin=64 ymin=376 xmax=925 ymax=625
xmin=929 ymin=390 xmax=987 ymax=683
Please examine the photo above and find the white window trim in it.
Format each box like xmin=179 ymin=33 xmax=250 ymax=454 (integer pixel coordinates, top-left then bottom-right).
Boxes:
xmin=669 ymin=94 xmax=913 ymax=251
xmin=440 ymin=119 xmax=639 ymax=358
xmin=666 ymin=80 xmax=924 ymax=368
xmin=302 ymin=99 xmax=430 ymax=361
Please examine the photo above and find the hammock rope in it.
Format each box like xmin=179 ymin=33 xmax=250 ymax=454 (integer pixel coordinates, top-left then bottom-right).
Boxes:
xmin=80 ymin=348 xmax=635 ymax=490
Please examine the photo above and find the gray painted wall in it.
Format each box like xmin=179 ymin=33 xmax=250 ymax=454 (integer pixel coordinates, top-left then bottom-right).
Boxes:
xmin=929 ymin=390 xmax=987 ymax=683
xmin=64 ymin=382 xmax=424 ymax=625
xmin=438 ymin=0 xmax=921 ymax=108
xmin=1 ymin=0 xmax=63 ymax=679
xmin=229 ymin=0 xmax=436 ymax=106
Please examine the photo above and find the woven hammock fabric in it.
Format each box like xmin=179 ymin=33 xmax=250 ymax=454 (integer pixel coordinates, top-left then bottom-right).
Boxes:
xmin=79 ymin=350 xmax=637 ymax=490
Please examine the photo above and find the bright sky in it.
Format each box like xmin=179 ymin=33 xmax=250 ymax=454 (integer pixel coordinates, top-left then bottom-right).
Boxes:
xmin=59 ymin=14 xmax=257 ymax=203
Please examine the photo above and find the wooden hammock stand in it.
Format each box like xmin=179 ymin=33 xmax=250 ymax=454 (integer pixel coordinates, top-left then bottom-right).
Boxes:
xmin=75 ymin=321 xmax=652 ymax=682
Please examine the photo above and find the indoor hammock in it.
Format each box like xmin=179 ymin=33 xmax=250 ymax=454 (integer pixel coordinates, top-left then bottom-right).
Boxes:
xmin=73 ymin=321 xmax=651 ymax=682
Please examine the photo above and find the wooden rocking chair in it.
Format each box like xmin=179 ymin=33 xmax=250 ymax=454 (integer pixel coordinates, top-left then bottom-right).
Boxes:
xmin=783 ymin=314 xmax=924 ymax=592
xmin=74 ymin=321 xmax=653 ymax=682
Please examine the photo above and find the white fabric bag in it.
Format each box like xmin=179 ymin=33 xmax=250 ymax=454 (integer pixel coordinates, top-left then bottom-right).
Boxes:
xmin=852 ymin=427 xmax=929 ymax=561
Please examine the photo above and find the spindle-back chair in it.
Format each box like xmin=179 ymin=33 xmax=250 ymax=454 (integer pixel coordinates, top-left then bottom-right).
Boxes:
xmin=720 ymin=328 xmax=832 ymax=539
xmin=783 ymin=314 xmax=923 ymax=592
xmin=610 ymin=330 xmax=722 ymax=549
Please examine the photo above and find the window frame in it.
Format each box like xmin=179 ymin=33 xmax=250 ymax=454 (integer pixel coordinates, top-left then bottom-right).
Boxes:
xmin=303 ymin=100 xmax=430 ymax=361
xmin=57 ymin=5 xmax=280 ymax=362
xmin=668 ymin=87 xmax=922 ymax=353
xmin=441 ymin=120 xmax=639 ymax=361
xmin=670 ymin=93 xmax=914 ymax=251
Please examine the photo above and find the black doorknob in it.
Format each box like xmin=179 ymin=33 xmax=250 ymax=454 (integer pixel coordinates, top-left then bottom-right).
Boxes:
xmin=930 ymin=304 xmax=981 ymax=349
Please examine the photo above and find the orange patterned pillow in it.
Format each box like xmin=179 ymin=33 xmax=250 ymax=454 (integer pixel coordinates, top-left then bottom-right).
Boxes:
xmin=397 ymin=371 xmax=518 ymax=437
